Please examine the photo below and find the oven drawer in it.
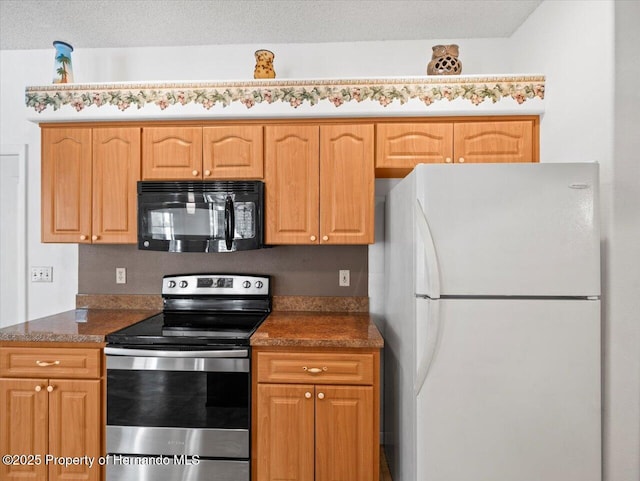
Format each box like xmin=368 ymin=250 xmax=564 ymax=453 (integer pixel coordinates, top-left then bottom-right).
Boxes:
xmin=256 ymin=351 xmax=374 ymax=385
xmin=107 ymin=457 xmax=248 ymax=481
xmin=0 ymin=347 xmax=101 ymax=379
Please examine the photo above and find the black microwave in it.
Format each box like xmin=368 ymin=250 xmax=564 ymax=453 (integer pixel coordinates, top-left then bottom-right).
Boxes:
xmin=137 ymin=181 xmax=264 ymax=253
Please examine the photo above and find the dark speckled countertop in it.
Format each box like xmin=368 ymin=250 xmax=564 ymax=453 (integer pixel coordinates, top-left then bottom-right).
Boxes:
xmin=0 ymin=309 xmax=158 ymax=344
xmin=251 ymin=311 xmax=383 ymax=348
xmin=0 ymin=296 xmax=382 ymax=348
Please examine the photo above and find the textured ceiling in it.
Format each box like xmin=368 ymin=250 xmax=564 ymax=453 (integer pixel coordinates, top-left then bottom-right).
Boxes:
xmin=0 ymin=0 xmax=542 ymax=51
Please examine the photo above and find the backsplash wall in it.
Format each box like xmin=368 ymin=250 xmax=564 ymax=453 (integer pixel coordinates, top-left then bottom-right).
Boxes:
xmin=79 ymin=245 xmax=368 ymax=296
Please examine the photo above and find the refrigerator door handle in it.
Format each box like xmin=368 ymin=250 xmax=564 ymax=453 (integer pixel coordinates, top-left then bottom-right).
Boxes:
xmin=415 ymin=298 xmax=442 ymax=396
xmin=415 ymin=198 xmax=441 ymax=299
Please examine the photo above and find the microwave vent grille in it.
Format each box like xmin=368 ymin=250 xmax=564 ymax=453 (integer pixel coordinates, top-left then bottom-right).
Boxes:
xmin=138 ymin=181 xmax=262 ymax=194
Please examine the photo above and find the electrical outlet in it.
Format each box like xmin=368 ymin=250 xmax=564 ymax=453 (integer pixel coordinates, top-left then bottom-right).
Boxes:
xmin=339 ymin=269 xmax=350 ymax=287
xmin=116 ymin=267 xmax=127 ymax=284
xmin=31 ymin=266 xmax=53 ymax=283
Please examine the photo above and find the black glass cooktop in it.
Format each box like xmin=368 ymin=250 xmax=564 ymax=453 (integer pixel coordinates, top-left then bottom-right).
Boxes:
xmin=106 ymin=311 xmax=268 ymax=347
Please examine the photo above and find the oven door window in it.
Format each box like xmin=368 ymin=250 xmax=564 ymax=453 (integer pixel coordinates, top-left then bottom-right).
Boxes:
xmin=107 ymin=370 xmax=249 ymax=429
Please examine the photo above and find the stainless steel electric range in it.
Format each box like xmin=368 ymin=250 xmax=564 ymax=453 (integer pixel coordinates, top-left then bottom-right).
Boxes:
xmin=105 ymin=274 xmax=270 ymax=481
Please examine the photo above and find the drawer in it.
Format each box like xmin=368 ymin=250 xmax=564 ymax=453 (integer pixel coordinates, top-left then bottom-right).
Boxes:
xmin=256 ymin=351 xmax=374 ymax=385
xmin=0 ymin=347 xmax=101 ymax=379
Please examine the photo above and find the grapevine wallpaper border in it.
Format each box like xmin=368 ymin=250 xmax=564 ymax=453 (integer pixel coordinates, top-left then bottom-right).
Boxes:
xmin=25 ymin=75 xmax=545 ymax=114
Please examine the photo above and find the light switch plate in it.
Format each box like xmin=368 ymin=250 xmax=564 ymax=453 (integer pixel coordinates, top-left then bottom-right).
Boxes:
xmin=31 ymin=266 xmax=53 ymax=282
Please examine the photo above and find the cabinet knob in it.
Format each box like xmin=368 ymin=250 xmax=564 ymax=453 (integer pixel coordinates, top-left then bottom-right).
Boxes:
xmin=92 ymin=235 xmax=99 ymax=241
xmin=192 ymin=170 xmax=199 ymax=176
xmin=322 ymin=235 xmax=329 ymax=242
xmin=80 ymin=235 xmax=87 ymax=241
xmin=458 ymin=157 xmax=465 ymax=163
xmin=310 ymin=235 xmax=317 ymax=242
xmin=204 ymin=170 xmax=211 ymax=177
xmin=34 ymin=385 xmax=42 ymax=392
xmin=47 ymin=385 xmax=54 ymax=393
xmin=445 ymin=157 xmax=452 ymax=163
xmin=304 ymin=392 xmax=312 ymax=399
xmin=317 ymin=392 xmax=325 ymax=400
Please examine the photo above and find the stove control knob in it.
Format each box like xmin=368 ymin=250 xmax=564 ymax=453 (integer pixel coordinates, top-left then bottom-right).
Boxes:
xmin=242 ymin=281 xmax=251 ymax=288
xmin=168 ymin=280 xmax=176 ymax=288
xmin=179 ymin=281 xmax=188 ymax=288
xmin=255 ymin=281 xmax=264 ymax=289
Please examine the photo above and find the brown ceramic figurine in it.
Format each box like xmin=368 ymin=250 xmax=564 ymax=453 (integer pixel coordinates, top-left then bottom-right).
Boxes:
xmin=253 ymin=50 xmax=276 ymax=79
xmin=427 ymin=44 xmax=462 ymax=75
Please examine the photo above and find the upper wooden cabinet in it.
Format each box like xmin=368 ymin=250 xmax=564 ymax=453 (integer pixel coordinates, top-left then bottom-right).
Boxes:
xmin=204 ymin=126 xmax=264 ymax=179
xmin=265 ymin=124 xmax=374 ymax=245
xmin=320 ymin=124 xmax=375 ymax=244
xmin=92 ymin=128 xmax=141 ymax=243
xmin=142 ymin=125 xmax=263 ymax=180
xmin=376 ymin=122 xmax=453 ymax=167
xmin=265 ymin=125 xmax=320 ymax=244
xmin=142 ymin=126 xmax=202 ymax=179
xmin=376 ymin=117 xmax=538 ymax=177
xmin=41 ymin=127 xmax=140 ymax=244
xmin=453 ymin=120 xmax=534 ymax=164
xmin=41 ymin=128 xmax=92 ymax=243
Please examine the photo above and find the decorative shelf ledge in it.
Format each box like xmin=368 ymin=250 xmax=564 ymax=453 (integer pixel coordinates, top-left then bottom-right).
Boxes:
xmin=26 ymin=74 xmax=545 ymax=122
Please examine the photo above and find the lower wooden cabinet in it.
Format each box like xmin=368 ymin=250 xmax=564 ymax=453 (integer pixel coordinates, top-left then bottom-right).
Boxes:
xmin=0 ymin=346 xmax=102 ymax=481
xmin=253 ymin=348 xmax=380 ymax=481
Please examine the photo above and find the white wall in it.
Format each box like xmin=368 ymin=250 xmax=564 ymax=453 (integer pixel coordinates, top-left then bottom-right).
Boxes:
xmin=509 ymin=0 xmax=614 ymax=178
xmin=0 ymin=37 xmax=509 ymax=322
xmin=508 ymin=1 xmax=640 ymax=480
xmin=0 ymin=49 xmax=79 ymax=321
xmin=608 ymin=2 xmax=640 ymax=479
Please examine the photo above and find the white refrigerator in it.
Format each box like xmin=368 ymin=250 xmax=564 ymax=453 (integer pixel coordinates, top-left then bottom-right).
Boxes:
xmin=383 ymin=163 xmax=601 ymax=481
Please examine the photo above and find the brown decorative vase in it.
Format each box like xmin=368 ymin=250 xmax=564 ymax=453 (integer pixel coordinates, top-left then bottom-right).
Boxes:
xmin=427 ymin=44 xmax=462 ymax=75
xmin=253 ymin=49 xmax=276 ymax=79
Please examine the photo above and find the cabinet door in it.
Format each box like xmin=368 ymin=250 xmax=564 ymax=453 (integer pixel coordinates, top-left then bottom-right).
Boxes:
xmin=142 ymin=127 xmax=202 ymax=180
xmin=265 ymin=125 xmax=320 ymax=244
xmin=41 ymin=128 xmax=92 ymax=243
xmin=255 ymin=384 xmax=315 ymax=481
xmin=92 ymin=128 xmax=140 ymax=244
xmin=0 ymin=378 xmax=48 ymax=481
xmin=48 ymin=379 xmax=101 ymax=481
xmin=453 ymin=120 xmax=535 ymax=164
xmin=319 ymin=124 xmax=374 ymax=244
xmin=315 ymin=385 xmax=375 ymax=481
xmin=376 ymin=122 xmax=454 ymax=176
xmin=203 ymin=126 xmax=263 ymax=179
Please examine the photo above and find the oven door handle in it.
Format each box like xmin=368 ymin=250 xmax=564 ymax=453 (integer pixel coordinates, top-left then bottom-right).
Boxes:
xmin=104 ymin=347 xmax=248 ymax=358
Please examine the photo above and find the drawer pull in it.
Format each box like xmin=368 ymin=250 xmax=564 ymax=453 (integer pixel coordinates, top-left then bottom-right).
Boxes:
xmin=36 ymin=360 xmax=60 ymax=367
xmin=303 ymin=366 xmax=327 ymax=374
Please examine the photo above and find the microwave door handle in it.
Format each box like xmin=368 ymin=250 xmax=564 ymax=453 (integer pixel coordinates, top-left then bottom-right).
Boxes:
xmin=225 ymin=196 xmax=235 ymax=251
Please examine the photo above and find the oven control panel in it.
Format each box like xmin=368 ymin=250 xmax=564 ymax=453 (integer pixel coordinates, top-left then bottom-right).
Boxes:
xmin=162 ymin=274 xmax=270 ymax=296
